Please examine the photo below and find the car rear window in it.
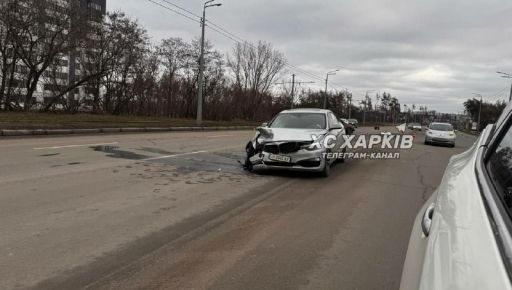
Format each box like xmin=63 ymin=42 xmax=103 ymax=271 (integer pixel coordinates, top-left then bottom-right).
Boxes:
xmin=488 ymin=125 xmax=512 ymax=214
xmin=430 ymin=124 xmax=454 ymax=131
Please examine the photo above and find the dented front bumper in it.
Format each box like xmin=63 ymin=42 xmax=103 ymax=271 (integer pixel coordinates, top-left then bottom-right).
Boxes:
xmin=249 ymin=147 xmax=328 ymax=172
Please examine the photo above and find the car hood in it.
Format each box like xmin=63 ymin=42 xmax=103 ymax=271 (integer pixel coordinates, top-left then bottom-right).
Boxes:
xmin=257 ymin=128 xmax=328 ymax=142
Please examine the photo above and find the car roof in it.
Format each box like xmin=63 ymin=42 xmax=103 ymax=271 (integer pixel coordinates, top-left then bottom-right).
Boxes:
xmin=280 ymin=108 xmax=332 ymax=114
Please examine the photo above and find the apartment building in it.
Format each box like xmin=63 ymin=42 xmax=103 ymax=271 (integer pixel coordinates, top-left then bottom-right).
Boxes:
xmin=1 ymin=0 xmax=106 ymax=109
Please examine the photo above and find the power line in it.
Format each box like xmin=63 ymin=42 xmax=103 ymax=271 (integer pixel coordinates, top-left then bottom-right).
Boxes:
xmin=487 ymin=86 xmax=510 ymax=100
xmin=159 ymin=0 xmax=202 ymax=19
xmin=147 ymin=0 xmax=345 ymax=88
xmin=150 ymin=0 xmax=384 ymax=99
xmin=147 ymin=0 xmax=201 ymax=24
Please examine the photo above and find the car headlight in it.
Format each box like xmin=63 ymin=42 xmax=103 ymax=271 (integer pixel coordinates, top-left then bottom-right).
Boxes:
xmin=449 ymin=132 xmax=455 ymax=136
xmin=300 ymin=142 xmax=314 ymax=150
xmin=302 ymin=136 xmax=325 ymax=151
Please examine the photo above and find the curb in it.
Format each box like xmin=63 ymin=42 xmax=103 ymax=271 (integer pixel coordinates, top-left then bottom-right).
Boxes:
xmin=0 ymin=126 xmax=255 ymax=137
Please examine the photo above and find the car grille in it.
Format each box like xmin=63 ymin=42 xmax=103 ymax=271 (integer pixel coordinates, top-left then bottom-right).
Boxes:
xmin=263 ymin=144 xmax=280 ymax=154
xmin=263 ymin=142 xmax=311 ymax=154
xmin=279 ymin=142 xmax=303 ymax=154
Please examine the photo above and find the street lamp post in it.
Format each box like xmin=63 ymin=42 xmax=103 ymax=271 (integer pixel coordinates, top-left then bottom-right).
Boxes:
xmin=473 ymin=93 xmax=483 ymax=131
xmin=323 ymin=70 xmax=339 ymax=109
xmin=197 ymin=0 xmax=222 ymax=125
xmin=497 ymin=71 xmax=512 ymax=102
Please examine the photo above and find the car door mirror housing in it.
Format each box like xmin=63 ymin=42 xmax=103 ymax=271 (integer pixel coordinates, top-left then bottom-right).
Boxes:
xmin=330 ymin=125 xmax=343 ymax=131
xmin=261 ymin=122 xmax=268 ymax=127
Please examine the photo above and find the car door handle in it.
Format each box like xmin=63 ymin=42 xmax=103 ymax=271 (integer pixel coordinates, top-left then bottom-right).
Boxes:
xmin=422 ymin=204 xmax=435 ymax=237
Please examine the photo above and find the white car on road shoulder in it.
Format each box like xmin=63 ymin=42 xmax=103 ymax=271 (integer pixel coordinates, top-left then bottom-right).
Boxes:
xmin=401 ymin=103 xmax=512 ymax=290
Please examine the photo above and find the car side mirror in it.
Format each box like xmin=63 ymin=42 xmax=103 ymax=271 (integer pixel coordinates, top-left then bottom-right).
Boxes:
xmin=261 ymin=122 xmax=268 ymax=127
xmin=330 ymin=125 xmax=343 ymax=131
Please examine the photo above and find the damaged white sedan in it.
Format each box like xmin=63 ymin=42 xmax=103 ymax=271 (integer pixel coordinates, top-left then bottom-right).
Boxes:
xmin=244 ymin=109 xmax=347 ymax=177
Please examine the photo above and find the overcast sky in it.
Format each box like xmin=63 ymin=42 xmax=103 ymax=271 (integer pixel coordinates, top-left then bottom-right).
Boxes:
xmin=108 ymin=0 xmax=512 ymax=113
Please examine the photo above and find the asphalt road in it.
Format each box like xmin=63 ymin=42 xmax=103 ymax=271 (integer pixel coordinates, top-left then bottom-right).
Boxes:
xmin=0 ymin=128 xmax=477 ymax=290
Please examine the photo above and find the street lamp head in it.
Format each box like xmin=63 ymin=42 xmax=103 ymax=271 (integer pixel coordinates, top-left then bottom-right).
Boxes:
xmin=497 ymin=71 xmax=512 ymax=78
xmin=206 ymin=3 xmax=222 ymax=8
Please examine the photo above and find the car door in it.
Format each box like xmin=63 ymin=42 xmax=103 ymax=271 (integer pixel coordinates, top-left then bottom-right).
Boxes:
xmin=401 ymin=107 xmax=512 ymax=290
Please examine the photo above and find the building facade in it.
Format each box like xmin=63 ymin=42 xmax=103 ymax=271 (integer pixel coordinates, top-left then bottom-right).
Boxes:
xmin=0 ymin=0 xmax=107 ymax=109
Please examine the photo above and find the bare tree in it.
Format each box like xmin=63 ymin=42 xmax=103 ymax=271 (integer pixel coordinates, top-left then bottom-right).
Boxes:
xmin=42 ymin=12 xmax=146 ymax=113
xmin=228 ymin=41 xmax=286 ymax=95
xmin=99 ymin=15 xmax=148 ymax=114
xmin=227 ymin=41 xmax=286 ymax=119
xmin=158 ymin=37 xmax=189 ymax=117
xmin=8 ymin=0 xmax=86 ymax=111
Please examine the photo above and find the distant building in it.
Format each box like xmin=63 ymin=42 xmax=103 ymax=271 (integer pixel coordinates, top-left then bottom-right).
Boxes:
xmin=0 ymin=0 xmax=107 ymax=109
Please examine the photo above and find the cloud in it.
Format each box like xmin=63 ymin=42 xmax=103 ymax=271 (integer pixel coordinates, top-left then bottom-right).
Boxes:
xmin=108 ymin=0 xmax=512 ymax=113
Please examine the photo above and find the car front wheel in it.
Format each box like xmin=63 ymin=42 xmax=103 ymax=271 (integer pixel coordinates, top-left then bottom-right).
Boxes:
xmin=320 ymin=159 xmax=331 ymax=177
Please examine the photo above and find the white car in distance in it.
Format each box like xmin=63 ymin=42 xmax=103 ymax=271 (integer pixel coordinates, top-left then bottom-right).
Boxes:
xmin=424 ymin=123 xmax=456 ymax=147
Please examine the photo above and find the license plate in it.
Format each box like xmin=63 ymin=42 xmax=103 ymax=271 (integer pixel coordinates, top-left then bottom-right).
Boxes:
xmin=269 ymin=154 xmax=291 ymax=163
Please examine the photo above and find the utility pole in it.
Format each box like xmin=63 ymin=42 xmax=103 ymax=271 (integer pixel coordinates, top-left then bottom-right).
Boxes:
xmin=291 ymin=74 xmax=296 ymax=108
xmin=275 ymin=76 xmax=315 ymax=109
xmin=363 ymin=90 xmax=375 ymax=125
xmin=323 ymin=70 xmax=339 ymax=109
xmin=197 ymin=0 xmax=222 ymax=126
xmin=473 ymin=93 xmax=483 ymax=131
xmin=348 ymin=95 xmax=352 ymax=119
xmin=478 ymin=95 xmax=483 ymax=131
xmin=363 ymin=94 xmax=369 ymax=125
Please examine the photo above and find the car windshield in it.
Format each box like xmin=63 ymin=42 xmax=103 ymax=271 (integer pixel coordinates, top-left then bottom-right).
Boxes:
xmin=270 ymin=113 xmax=326 ymax=129
xmin=430 ymin=124 xmax=453 ymax=131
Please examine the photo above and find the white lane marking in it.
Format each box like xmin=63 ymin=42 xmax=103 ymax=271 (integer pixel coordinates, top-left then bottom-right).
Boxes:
xmin=144 ymin=150 xmax=208 ymax=161
xmin=207 ymin=135 xmax=233 ymax=138
xmin=33 ymin=142 xmax=119 ymax=150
